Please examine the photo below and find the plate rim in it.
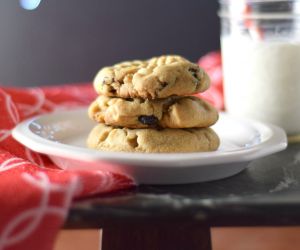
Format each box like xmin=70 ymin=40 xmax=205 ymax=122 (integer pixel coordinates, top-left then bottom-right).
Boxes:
xmin=12 ymin=108 xmax=288 ymax=167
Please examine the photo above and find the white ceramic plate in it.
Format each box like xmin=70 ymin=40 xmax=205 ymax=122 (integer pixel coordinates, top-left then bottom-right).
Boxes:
xmin=12 ymin=108 xmax=287 ymax=184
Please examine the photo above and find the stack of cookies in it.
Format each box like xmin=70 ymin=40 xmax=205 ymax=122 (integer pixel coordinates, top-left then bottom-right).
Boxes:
xmin=87 ymin=55 xmax=220 ymax=153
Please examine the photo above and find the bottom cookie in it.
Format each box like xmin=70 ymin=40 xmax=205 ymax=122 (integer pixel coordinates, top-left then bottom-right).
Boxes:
xmin=87 ymin=124 xmax=220 ymax=153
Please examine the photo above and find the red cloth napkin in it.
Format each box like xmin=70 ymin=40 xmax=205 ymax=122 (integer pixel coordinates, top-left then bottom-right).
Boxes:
xmin=0 ymin=84 xmax=135 ymax=250
xmin=0 ymin=51 xmax=223 ymax=250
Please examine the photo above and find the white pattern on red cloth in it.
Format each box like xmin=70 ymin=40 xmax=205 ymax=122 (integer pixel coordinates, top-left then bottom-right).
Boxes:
xmin=0 ymin=83 xmax=134 ymax=250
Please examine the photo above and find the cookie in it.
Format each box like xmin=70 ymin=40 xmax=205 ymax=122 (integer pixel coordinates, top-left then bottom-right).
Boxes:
xmin=87 ymin=124 xmax=220 ymax=153
xmin=88 ymin=95 xmax=218 ymax=129
xmin=93 ymin=55 xmax=210 ymax=99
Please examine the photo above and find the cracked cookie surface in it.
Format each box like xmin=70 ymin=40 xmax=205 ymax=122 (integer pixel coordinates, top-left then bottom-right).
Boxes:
xmin=87 ymin=124 xmax=220 ymax=153
xmin=93 ymin=55 xmax=210 ymax=99
xmin=88 ymin=95 xmax=218 ymax=129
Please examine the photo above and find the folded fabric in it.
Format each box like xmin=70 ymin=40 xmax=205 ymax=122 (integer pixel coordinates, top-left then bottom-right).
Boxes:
xmin=0 ymin=84 xmax=134 ymax=250
xmin=0 ymin=51 xmax=223 ymax=250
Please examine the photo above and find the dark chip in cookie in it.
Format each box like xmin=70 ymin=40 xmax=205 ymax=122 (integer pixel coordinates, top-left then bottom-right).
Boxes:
xmin=138 ymin=115 xmax=159 ymax=126
xmin=188 ymin=68 xmax=199 ymax=79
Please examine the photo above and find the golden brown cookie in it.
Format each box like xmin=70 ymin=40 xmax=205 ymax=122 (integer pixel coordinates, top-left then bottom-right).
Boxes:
xmin=93 ymin=55 xmax=210 ymax=99
xmin=88 ymin=95 xmax=218 ymax=129
xmin=87 ymin=124 xmax=220 ymax=153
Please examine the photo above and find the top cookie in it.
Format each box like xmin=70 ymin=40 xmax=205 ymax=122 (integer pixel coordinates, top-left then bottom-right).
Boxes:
xmin=93 ymin=55 xmax=210 ymax=99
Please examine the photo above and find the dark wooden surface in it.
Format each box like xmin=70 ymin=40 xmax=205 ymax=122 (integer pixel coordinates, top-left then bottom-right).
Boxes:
xmin=66 ymin=144 xmax=300 ymax=228
xmin=65 ymin=143 xmax=300 ymax=250
xmin=101 ymin=223 xmax=211 ymax=250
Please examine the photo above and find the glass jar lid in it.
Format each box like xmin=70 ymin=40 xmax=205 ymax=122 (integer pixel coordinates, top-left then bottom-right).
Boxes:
xmin=219 ymin=0 xmax=300 ymax=19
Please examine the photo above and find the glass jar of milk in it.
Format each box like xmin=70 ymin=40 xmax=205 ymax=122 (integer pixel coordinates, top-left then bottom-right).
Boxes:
xmin=219 ymin=0 xmax=300 ymax=136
